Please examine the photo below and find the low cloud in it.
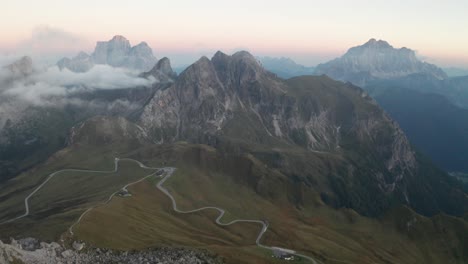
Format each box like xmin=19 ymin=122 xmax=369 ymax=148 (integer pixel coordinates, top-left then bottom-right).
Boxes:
xmin=0 ymin=64 xmax=154 ymax=106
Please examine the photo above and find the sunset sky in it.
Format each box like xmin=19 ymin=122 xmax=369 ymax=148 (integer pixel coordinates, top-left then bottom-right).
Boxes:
xmin=2 ymin=0 xmax=468 ymax=67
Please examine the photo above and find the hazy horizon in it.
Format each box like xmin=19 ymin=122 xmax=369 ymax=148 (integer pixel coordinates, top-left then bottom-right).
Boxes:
xmin=2 ymin=0 xmax=468 ymax=68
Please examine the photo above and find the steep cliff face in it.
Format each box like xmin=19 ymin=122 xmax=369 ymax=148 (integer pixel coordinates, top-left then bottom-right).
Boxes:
xmin=315 ymin=39 xmax=447 ymax=86
xmin=136 ymin=51 xmax=464 ymax=217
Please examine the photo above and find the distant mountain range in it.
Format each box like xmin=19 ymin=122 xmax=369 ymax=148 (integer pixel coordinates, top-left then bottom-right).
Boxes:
xmin=315 ymin=38 xmax=447 ymax=87
xmin=317 ymin=38 xmax=468 ymax=174
xmin=257 ymin=56 xmax=315 ymax=79
xmin=57 ymin=35 xmax=158 ymax=72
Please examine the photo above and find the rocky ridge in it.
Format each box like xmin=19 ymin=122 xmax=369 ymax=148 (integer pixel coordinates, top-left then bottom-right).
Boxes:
xmin=140 ymin=50 xmax=416 ymax=169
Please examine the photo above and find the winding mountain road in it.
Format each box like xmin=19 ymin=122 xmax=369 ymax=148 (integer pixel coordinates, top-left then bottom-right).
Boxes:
xmin=1 ymin=158 xmax=319 ymax=263
xmin=0 ymin=158 xmax=159 ymax=225
xmin=68 ymin=158 xmax=162 ymax=236
xmin=156 ymin=167 xmax=320 ymax=264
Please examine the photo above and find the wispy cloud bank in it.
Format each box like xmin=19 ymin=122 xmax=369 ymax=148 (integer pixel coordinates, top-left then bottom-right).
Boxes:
xmin=1 ymin=63 xmax=154 ymax=106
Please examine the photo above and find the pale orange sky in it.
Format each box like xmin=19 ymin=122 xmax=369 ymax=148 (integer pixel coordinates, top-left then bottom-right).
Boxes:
xmin=1 ymin=0 xmax=468 ymax=67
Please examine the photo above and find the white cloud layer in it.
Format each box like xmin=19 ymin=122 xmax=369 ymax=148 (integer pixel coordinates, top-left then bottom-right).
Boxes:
xmin=1 ymin=63 xmax=154 ymax=106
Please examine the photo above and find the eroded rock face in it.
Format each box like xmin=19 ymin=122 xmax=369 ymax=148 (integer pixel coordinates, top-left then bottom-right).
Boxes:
xmin=315 ymin=39 xmax=448 ymax=86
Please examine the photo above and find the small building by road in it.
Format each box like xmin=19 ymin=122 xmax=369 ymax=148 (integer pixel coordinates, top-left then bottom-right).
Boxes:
xmin=272 ymin=247 xmax=295 ymax=261
xmin=116 ymin=188 xmax=132 ymax=197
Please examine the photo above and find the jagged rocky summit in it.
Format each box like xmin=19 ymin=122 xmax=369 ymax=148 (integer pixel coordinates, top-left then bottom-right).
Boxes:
xmin=57 ymin=35 xmax=158 ymax=72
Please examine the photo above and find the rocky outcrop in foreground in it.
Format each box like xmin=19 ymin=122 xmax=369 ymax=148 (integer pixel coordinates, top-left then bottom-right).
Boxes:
xmin=0 ymin=238 xmax=223 ymax=264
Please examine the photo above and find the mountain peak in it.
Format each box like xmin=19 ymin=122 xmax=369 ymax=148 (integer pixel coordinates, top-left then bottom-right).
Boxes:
xmin=315 ymin=39 xmax=447 ymax=85
xmin=140 ymin=57 xmax=177 ymax=82
xmin=210 ymin=50 xmax=266 ymax=86
xmin=184 ymin=56 xmax=215 ymax=78
xmin=129 ymin=41 xmax=154 ymax=57
xmin=155 ymin=57 xmax=176 ymax=77
xmin=5 ymin=56 xmax=34 ymax=77
xmin=212 ymin=50 xmax=229 ymax=61
xmin=362 ymin=38 xmax=392 ymax=49
xmin=60 ymin=35 xmax=157 ymax=72
xmin=135 ymin=41 xmax=149 ymax=47
xmin=110 ymin=35 xmax=130 ymax=43
xmin=232 ymin=50 xmax=259 ymax=63
xmin=16 ymin=56 xmax=33 ymax=67
xmin=58 ymin=52 xmax=93 ymax=72
xmin=231 ymin=51 xmax=264 ymax=75
xmin=193 ymin=56 xmax=212 ymax=67
xmin=75 ymin=51 xmax=90 ymax=59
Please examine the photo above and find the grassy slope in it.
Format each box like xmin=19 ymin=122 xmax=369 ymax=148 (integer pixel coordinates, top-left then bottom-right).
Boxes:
xmin=0 ymin=135 xmax=466 ymax=263
xmin=0 ymin=143 xmax=156 ymax=241
xmin=73 ymin=143 xmax=467 ymax=264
